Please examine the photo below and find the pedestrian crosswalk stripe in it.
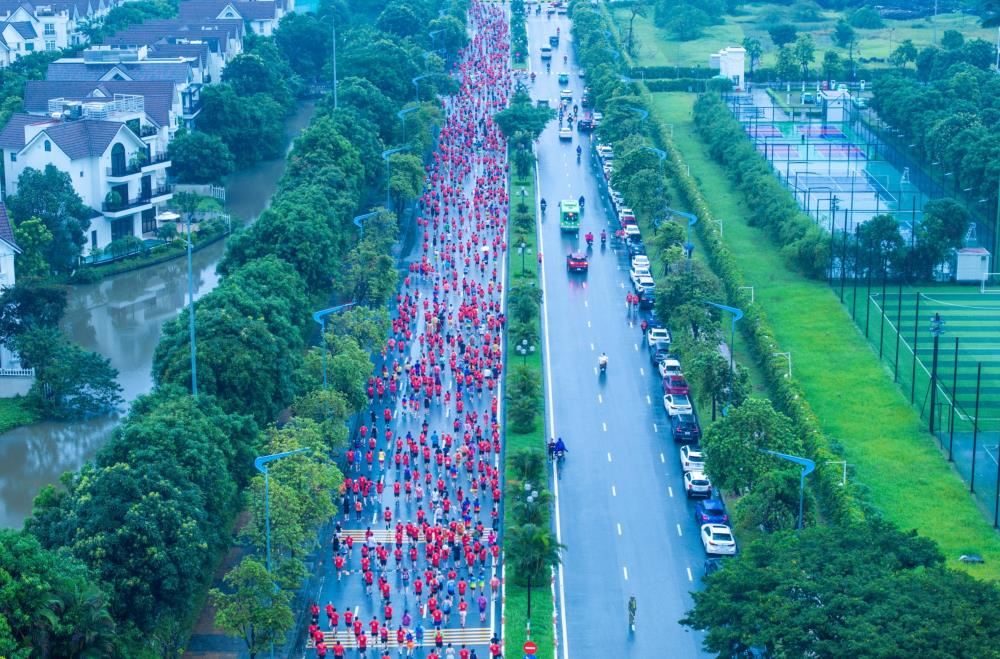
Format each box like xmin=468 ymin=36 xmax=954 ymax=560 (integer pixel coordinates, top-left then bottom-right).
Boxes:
xmin=307 ymin=627 xmax=493 ymax=649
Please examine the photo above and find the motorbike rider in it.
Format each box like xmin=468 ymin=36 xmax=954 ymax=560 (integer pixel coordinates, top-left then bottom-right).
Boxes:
xmin=554 ymin=437 xmax=568 ymax=456
xmin=578 ymin=194 xmax=585 ymax=210
xmin=540 ymin=198 xmax=547 ymax=213
xmin=600 ymin=229 xmax=607 ymax=245
xmin=598 ymin=352 xmax=608 ymax=371
xmin=585 ymin=231 xmax=594 ymax=246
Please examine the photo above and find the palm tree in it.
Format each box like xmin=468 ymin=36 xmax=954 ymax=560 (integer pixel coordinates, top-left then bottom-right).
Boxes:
xmin=507 ymin=448 xmax=546 ymax=483
xmin=505 ymin=482 xmax=553 ymax=526
xmin=505 ymin=523 xmax=564 ymax=620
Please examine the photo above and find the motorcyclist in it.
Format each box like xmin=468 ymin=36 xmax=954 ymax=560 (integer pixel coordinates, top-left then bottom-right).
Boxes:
xmin=598 ymin=352 xmax=608 ymax=371
xmin=540 ymin=198 xmax=547 ymax=213
xmin=600 ymin=229 xmax=607 ymax=245
xmin=563 ymin=55 xmax=568 ymax=65
xmin=554 ymin=437 xmax=568 ymax=456
xmin=585 ymin=231 xmax=594 ymax=246
xmin=576 ymin=145 xmax=582 ymax=157
xmin=530 ymin=72 xmax=536 ymax=83
xmin=578 ymin=194 xmax=585 ymax=210
xmin=547 ymin=437 xmax=557 ymax=460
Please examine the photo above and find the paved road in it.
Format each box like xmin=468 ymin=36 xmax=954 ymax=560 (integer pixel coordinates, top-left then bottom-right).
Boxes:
xmin=526 ymin=10 xmax=709 ymax=659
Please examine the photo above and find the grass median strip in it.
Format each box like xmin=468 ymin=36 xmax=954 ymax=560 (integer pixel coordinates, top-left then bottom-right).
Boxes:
xmin=650 ymin=90 xmax=1000 ymax=580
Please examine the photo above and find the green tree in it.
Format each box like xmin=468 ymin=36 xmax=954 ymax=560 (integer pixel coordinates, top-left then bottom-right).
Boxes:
xmin=821 ymin=50 xmax=843 ymax=80
xmin=6 ymin=166 xmax=92 ymax=274
xmin=0 ymin=529 xmax=116 ymax=657
xmin=376 ymin=2 xmax=421 ymax=38
xmin=768 ymin=23 xmax=797 ymax=48
xmin=26 ymin=461 xmax=213 ymax=633
xmin=741 ymin=37 xmax=762 ymax=77
xmin=13 ymin=327 xmax=122 ymax=419
xmin=198 ymin=85 xmax=286 ymax=167
xmin=337 ymin=240 xmax=397 ymax=306
xmin=665 ymin=6 xmax=711 ymax=41
xmin=733 ymin=468 xmax=814 ymax=531
xmin=427 ymin=15 xmax=468 ymax=56
xmin=508 ymin=283 xmax=542 ymax=324
xmin=507 ymin=364 xmax=540 ymax=433
xmin=0 ymin=281 xmax=65 ymax=345
xmin=940 ymin=29 xmax=964 ymax=50
xmin=210 ymin=558 xmax=294 ymax=659
xmin=387 ymin=152 xmax=426 ymax=212
xmin=506 ymin=523 xmax=563 ymax=588
xmin=336 ymin=76 xmax=399 ymax=143
xmin=222 ymin=52 xmax=291 ymax=103
xmin=833 ymin=19 xmax=856 ymax=48
xmin=775 ymin=45 xmax=799 ymax=80
xmin=699 ymin=397 xmax=802 ymax=494
xmin=11 ymin=217 xmax=52 ymax=280
xmin=792 ymin=34 xmax=815 ymax=79
xmin=889 ymin=39 xmax=918 ymax=68
xmin=687 ymin=350 xmax=749 ymax=420
xmin=494 ymin=91 xmax=555 ymax=141
xmin=340 ymin=32 xmax=421 ymax=103
xmin=168 ymin=130 xmax=236 ymax=183
xmin=849 ymin=6 xmax=883 ymax=28
xmin=681 ymin=520 xmax=1000 ymax=657
xmin=912 ymin=198 xmax=970 ymax=279
xmin=274 ymin=12 xmax=331 ymax=79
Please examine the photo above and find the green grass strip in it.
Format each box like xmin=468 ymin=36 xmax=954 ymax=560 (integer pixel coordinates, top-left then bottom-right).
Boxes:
xmin=651 ymin=91 xmax=1000 ymax=580
xmin=0 ymin=397 xmax=38 ymax=434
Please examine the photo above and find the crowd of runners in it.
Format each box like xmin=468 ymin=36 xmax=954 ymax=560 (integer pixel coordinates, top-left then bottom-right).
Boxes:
xmin=307 ymin=3 xmax=513 ymax=658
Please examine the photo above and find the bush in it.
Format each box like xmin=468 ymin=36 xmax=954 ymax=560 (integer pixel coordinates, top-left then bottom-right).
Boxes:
xmin=849 ymin=6 xmax=884 ymax=28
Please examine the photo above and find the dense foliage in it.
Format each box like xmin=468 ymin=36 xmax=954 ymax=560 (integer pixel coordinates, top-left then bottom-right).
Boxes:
xmin=8 ymin=0 xmax=465 ymax=654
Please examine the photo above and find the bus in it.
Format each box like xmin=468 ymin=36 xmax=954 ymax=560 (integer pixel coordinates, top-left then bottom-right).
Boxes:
xmin=559 ymin=200 xmax=580 ymax=232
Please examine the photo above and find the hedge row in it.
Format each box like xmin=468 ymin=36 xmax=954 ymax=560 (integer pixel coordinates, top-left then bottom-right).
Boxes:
xmin=576 ymin=0 xmax=864 ymax=525
xmin=645 ymin=78 xmax=710 ymax=92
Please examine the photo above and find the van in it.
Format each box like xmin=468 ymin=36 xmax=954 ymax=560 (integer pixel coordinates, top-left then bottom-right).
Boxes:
xmin=540 ymin=46 xmax=552 ymax=60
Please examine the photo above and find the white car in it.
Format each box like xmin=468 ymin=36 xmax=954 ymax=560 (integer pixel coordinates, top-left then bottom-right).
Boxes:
xmin=595 ymin=144 xmax=613 ymax=159
xmin=684 ymin=471 xmax=712 ymax=498
xmin=663 ymin=394 xmax=692 ymax=416
xmin=560 ymin=89 xmax=573 ymax=100
xmin=700 ymin=524 xmax=737 ymax=555
xmin=618 ymin=207 xmax=635 ymax=219
xmin=632 ymin=273 xmax=654 ymax=294
xmin=629 ymin=265 xmax=650 ymax=282
xmin=658 ymin=358 xmax=682 ymax=378
xmin=593 ymin=111 xmax=604 ymax=123
xmin=631 ymin=255 xmax=650 ymax=270
xmin=558 ymin=127 xmax=573 ymax=140
xmin=623 ymin=224 xmax=641 ymax=240
xmin=679 ymin=445 xmax=705 ymax=472
xmin=646 ymin=326 xmax=670 ymax=348
xmin=578 ymin=68 xmax=586 ymax=78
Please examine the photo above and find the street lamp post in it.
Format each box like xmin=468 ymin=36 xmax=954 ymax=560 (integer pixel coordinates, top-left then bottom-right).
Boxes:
xmin=353 ymin=211 xmax=379 ymax=240
xmin=254 ymin=447 xmax=310 ymax=659
xmin=412 ymin=74 xmax=433 ymax=102
xmin=707 ymin=302 xmax=744 ymax=415
xmin=928 ymin=312 xmax=946 ymax=434
xmin=516 ymin=339 xmax=535 ymax=365
xmin=397 ymin=106 xmax=419 ymax=143
xmin=518 ymin=240 xmax=532 ymax=275
xmin=761 ymin=449 xmax=815 ymax=530
xmin=313 ymin=303 xmax=357 ymax=392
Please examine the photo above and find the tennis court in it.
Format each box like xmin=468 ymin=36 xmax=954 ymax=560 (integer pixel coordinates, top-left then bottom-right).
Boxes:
xmin=745 ymin=124 xmax=781 ymax=138
xmin=815 ymin=144 xmax=867 ymax=160
xmin=796 ymin=124 xmax=847 ymax=139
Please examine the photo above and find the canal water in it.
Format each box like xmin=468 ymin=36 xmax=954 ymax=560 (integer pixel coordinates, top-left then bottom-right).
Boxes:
xmin=0 ymin=102 xmax=316 ymax=528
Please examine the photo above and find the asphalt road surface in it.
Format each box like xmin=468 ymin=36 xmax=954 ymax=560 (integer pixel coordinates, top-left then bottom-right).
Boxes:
xmin=526 ymin=9 xmax=710 ymax=659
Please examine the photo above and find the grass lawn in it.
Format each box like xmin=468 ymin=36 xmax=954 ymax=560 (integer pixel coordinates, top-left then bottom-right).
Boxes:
xmin=504 ymin=166 xmax=555 ymax=657
xmin=611 ymin=4 xmax=996 ymax=70
xmin=650 ymin=91 xmax=1000 ymax=580
xmin=0 ymin=397 xmax=38 ymax=434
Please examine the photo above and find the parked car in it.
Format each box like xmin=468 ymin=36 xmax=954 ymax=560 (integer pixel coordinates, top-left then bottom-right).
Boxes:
xmin=700 ymin=524 xmax=737 ymax=555
xmin=595 ymin=144 xmax=613 ymax=159
xmin=631 ymin=254 xmax=650 ymax=270
xmin=623 ymin=224 xmax=642 ymax=240
xmin=566 ymin=252 xmax=588 ymax=272
xmin=684 ymin=471 xmax=712 ymax=498
xmin=629 ymin=265 xmax=650 ymax=283
xmin=694 ymin=498 xmax=729 ymax=526
xmin=658 ymin=358 xmax=682 ymax=378
xmin=662 ymin=374 xmax=689 ymax=395
xmin=646 ymin=326 xmax=671 ymax=349
xmin=663 ymin=394 xmax=692 ymax=416
xmin=679 ymin=445 xmax=705 ymax=472
xmin=672 ymin=413 xmax=701 ymax=443
xmin=626 ymin=238 xmax=646 ymax=258
xmin=637 ymin=290 xmax=654 ymax=310
xmin=577 ymin=118 xmax=594 ymax=132
xmin=648 ymin=344 xmax=671 ymax=365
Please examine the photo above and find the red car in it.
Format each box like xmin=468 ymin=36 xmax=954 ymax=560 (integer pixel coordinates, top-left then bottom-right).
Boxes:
xmin=566 ymin=252 xmax=588 ymax=272
xmin=662 ymin=374 xmax=690 ymax=395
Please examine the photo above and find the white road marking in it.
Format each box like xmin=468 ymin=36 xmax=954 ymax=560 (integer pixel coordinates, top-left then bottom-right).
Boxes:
xmin=597 ymin=394 xmax=603 ymax=403
xmin=687 ymin=568 xmax=694 ymax=582
xmin=660 ymin=452 xmax=665 ymax=463
xmin=653 ymin=423 xmax=659 ymax=432
xmin=590 ymin=342 xmax=595 ymax=351
xmin=623 ymin=566 xmax=629 ymax=581
xmin=668 ymin=486 xmax=674 ymax=498
xmin=602 ymin=422 xmax=607 ymax=432
xmin=633 ymin=343 xmax=639 ymax=351
xmin=646 ymin=394 xmax=651 ymax=405
xmin=639 ymin=367 xmax=645 ymax=376
xmin=620 ymin=282 xmax=625 ymax=289
xmin=584 ymin=300 xmax=589 ymax=308
xmin=593 ymin=366 xmax=598 ymax=375
xmin=607 ymin=452 xmax=612 ymax=462
xmin=587 ymin=320 xmax=591 ymax=327
xmin=676 ymin=524 xmax=683 ymax=536
xmin=611 ymin=485 xmax=616 ymax=496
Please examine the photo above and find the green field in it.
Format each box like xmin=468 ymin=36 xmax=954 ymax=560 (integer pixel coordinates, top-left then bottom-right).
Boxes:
xmin=612 ymin=4 xmax=997 ymax=70
xmin=651 ymin=90 xmax=1000 ymax=580
xmin=0 ymin=397 xmax=37 ymax=434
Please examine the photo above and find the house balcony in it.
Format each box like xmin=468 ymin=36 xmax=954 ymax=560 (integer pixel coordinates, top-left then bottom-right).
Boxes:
xmin=105 ymin=153 xmax=171 ymax=181
xmin=102 ymin=185 xmax=174 ymax=217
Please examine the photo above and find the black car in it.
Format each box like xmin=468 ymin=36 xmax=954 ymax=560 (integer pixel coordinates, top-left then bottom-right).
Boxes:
xmin=626 ymin=238 xmax=646 ymax=258
xmin=648 ymin=344 xmax=671 ymax=364
xmin=672 ymin=413 xmax=701 ymax=442
xmin=636 ymin=289 xmax=654 ymax=310
xmin=577 ymin=118 xmax=594 ymax=132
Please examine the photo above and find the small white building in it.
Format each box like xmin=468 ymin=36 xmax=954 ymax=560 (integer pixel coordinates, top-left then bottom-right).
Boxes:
xmin=178 ymin=0 xmax=290 ymax=37
xmin=0 ymin=108 xmax=173 ymax=256
xmin=709 ymin=46 xmax=745 ymax=91
xmin=0 ymin=201 xmax=33 ymax=396
xmin=820 ymin=88 xmax=850 ymax=123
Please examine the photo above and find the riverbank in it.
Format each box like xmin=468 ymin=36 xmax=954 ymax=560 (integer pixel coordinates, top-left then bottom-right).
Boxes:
xmin=0 ymin=101 xmax=316 ymax=529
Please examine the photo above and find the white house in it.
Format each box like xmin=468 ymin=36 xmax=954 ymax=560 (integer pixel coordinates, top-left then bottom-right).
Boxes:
xmin=0 ymin=201 xmax=33 ymax=396
xmin=0 ymin=110 xmax=173 ymax=255
xmin=709 ymin=46 xmax=746 ymax=91
xmin=178 ymin=0 xmax=289 ymax=37
xmin=0 ymin=1 xmax=80 ymax=65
